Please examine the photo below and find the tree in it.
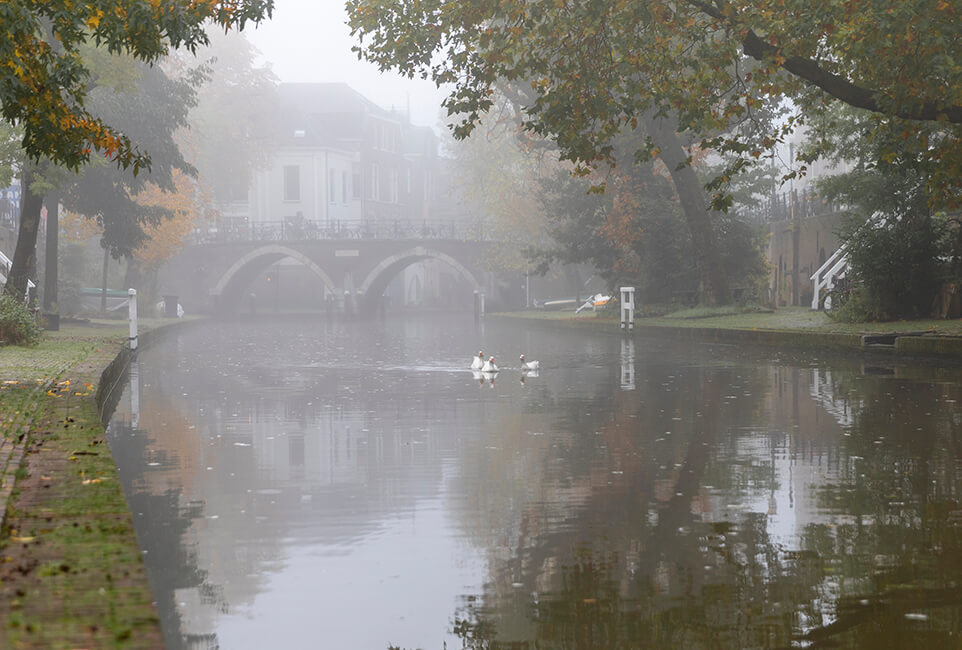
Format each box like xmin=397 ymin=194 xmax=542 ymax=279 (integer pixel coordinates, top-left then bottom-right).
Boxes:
xmin=174 ymin=30 xmax=277 ymax=207
xmin=348 ymin=0 xmax=960 ymax=201
xmin=533 ymin=159 xmax=765 ymax=305
xmin=0 ymin=0 xmax=272 ymax=299
xmin=348 ymin=0 xmax=961 ymax=302
xmin=812 ymin=107 xmax=952 ymax=321
xmin=127 ymin=169 xmax=212 ymax=298
xmin=444 ymin=96 xmax=557 ymax=273
xmin=61 ymin=55 xmax=197 ymax=260
xmin=0 ymin=0 xmax=272 ymax=170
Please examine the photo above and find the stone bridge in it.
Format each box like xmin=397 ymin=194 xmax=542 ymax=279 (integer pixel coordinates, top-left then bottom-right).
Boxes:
xmin=158 ymin=237 xmax=493 ymax=317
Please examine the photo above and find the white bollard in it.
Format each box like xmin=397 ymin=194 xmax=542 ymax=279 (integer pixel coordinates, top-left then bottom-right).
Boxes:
xmin=128 ymin=288 xmax=138 ymax=351
xmin=620 ymin=286 xmax=635 ymax=330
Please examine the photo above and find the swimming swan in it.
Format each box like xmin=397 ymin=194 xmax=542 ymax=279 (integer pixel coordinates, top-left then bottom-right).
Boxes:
xmin=520 ymin=355 xmax=540 ymax=371
xmin=471 ymin=351 xmax=484 ymax=370
xmin=482 ymin=356 xmax=498 ymax=372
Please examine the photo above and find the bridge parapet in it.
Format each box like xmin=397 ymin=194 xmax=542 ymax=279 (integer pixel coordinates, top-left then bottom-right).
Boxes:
xmin=190 ymin=217 xmax=494 ymax=246
xmin=159 ymin=236 xmax=494 ymax=317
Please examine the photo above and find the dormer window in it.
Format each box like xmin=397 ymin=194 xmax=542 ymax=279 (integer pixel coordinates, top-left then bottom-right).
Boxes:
xmin=294 ymin=129 xmax=306 ymax=138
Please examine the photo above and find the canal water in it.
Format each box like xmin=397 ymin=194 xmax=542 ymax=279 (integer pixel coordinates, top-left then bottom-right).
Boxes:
xmin=105 ymin=315 xmax=962 ymax=649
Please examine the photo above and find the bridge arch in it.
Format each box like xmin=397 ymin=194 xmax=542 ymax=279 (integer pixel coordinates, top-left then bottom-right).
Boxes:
xmin=211 ymin=244 xmax=336 ymax=313
xmin=356 ymin=245 xmax=483 ymax=317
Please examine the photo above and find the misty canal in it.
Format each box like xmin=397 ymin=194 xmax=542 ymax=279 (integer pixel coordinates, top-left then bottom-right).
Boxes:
xmin=106 ymin=315 xmax=962 ymax=649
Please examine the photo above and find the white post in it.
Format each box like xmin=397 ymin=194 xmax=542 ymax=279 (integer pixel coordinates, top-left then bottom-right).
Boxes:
xmin=128 ymin=288 xmax=138 ymax=351
xmin=479 ymin=292 xmax=485 ymax=318
xmin=620 ymin=286 xmax=635 ymax=330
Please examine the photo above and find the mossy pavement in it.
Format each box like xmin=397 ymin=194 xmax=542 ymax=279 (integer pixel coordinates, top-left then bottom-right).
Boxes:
xmin=0 ymin=318 xmax=183 ymax=650
xmin=0 ymin=307 xmax=959 ymax=649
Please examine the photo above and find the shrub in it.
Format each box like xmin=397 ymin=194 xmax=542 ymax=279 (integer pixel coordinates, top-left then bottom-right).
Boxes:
xmin=0 ymin=294 xmax=42 ymax=346
xmin=836 ymin=212 xmax=944 ymax=321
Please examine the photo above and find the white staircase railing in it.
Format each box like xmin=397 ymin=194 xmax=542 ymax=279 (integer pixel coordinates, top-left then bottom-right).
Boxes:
xmin=0 ymin=248 xmax=36 ymax=292
xmin=810 ymin=243 xmax=849 ymax=310
xmin=810 ymin=211 xmax=885 ymax=310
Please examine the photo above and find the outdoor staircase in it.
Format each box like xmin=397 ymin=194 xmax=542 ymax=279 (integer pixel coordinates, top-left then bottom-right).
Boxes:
xmin=810 ymin=243 xmax=849 ymax=310
xmin=0 ymin=247 xmax=35 ymax=294
xmin=810 ymin=211 xmax=885 ymax=310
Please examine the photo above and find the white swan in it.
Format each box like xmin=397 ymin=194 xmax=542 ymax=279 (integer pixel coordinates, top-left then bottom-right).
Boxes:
xmin=482 ymin=356 xmax=498 ymax=372
xmin=471 ymin=351 xmax=485 ymax=370
xmin=520 ymin=354 xmax=540 ymax=371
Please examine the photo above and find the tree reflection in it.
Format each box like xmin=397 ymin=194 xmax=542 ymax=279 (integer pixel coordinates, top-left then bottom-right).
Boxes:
xmin=449 ymin=355 xmax=962 ymax=649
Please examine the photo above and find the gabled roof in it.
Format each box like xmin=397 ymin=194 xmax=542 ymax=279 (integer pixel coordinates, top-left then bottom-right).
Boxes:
xmin=278 ymin=82 xmax=386 ymax=116
xmin=275 ymin=83 xmax=404 ymax=148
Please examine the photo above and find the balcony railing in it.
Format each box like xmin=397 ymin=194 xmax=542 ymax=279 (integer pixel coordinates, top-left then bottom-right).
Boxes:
xmin=187 ymin=218 xmax=492 ymax=245
xmin=737 ymin=188 xmax=846 ymax=223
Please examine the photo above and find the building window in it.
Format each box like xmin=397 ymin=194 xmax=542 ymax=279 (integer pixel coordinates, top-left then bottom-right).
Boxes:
xmin=283 ymin=165 xmax=300 ymax=201
xmin=328 ymin=169 xmax=336 ymax=203
xmin=342 ymin=171 xmax=348 ymax=204
xmin=390 ymin=168 xmax=399 ymax=204
xmin=370 ymin=163 xmax=380 ymax=201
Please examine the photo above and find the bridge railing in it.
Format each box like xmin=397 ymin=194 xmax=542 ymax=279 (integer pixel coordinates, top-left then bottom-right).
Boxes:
xmin=188 ymin=218 xmax=493 ymax=245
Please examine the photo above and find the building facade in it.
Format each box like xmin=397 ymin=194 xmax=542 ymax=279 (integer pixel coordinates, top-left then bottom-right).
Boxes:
xmin=217 ymin=83 xmax=448 ymax=241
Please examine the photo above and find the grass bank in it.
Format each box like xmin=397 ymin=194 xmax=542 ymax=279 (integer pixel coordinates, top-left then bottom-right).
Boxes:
xmin=492 ymin=306 xmax=962 ymax=358
xmin=0 ymin=318 xmax=191 ymax=649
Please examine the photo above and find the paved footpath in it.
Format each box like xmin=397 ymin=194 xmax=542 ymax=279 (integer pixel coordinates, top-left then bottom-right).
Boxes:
xmin=0 ymin=328 xmax=165 ymax=649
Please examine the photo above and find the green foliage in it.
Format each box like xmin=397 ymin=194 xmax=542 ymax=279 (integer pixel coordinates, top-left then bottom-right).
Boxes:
xmin=831 ymin=212 xmax=944 ymax=322
xmin=0 ymin=0 xmax=272 ymax=170
xmin=815 ymin=106 xmax=953 ymax=322
xmin=348 ymin=0 xmax=962 ymax=211
xmin=0 ymin=295 xmax=41 ymax=346
xmin=62 ymin=54 xmax=197 ymax=259
xmin=530 ymin=164 xmax=766 ymax=304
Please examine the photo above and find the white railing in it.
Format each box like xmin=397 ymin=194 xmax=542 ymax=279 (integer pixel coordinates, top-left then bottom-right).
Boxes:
xmin=810 ymin=244 xmax=850 ymax=310
xmin=810 ymin=211 xmax=885 ymax=310
xmin=0 ymin=247 xmax=35 ymax=291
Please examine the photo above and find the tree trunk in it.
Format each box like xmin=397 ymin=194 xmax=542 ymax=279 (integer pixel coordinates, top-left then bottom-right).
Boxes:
xmin=644 ymin=113 xmax=730 ymax=305
xmin=4 ymin=166 xmax=43 ymax=300
xmin=101 ymin=244 xmax=109 ymax=314
xmin=123 ymin=257 xmax=141 ymax=294
xmin=43 ymin=191 xmax=60 ymax=314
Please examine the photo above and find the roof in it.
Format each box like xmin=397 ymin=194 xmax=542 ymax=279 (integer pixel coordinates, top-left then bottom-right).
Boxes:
xmin=275 ymin=83 xmax=404 ymax=148
xmin=278 ymin=82 xmax=387 ymax=116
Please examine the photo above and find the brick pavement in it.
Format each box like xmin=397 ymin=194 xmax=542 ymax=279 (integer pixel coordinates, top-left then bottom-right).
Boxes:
xmin=0 ymin=329 xmax=165 ymax=648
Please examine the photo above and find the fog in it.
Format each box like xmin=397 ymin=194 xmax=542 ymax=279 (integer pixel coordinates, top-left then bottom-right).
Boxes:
xmin=245 ymin=0 xmax=447 ymax=130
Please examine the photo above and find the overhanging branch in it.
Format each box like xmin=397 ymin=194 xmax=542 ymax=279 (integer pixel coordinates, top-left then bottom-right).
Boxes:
xmin=742 ymin=30 xmax=962 ymax=124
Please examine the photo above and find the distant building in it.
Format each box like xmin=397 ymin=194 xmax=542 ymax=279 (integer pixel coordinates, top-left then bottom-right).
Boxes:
xmin=210 ymin=83 xmax=474 ymax=310
xmin=217 ymin=82 xmax=449 ymax=238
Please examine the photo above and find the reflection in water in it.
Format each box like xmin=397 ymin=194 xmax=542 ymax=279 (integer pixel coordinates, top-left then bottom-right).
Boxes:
xmin=105 ymin=317 xmax=962 ymax=649
xmin=620 ymin=337 xmax=634 ymax=390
